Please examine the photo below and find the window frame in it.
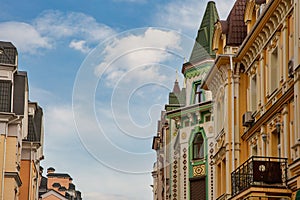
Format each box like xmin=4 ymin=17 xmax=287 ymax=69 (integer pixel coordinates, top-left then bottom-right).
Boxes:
xmin=193 ymin=133 xmax=204 ymax=160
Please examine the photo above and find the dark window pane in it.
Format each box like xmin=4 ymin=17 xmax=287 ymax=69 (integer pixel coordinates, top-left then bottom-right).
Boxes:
xmin=193 ymin=133 xmax=204 ymax=159
xmin=0 ymin=80 xmax=12 ymax=112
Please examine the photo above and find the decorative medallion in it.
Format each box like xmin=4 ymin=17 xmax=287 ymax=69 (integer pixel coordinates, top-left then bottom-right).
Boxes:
xmin=193 ymin=164 xmax=205 ymax=177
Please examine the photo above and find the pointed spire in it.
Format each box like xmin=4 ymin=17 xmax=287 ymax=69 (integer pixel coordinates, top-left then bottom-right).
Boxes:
xmin=189 ymin=1 xmax=219 ymax=63
xmin=172 ymin=76 xmax=181 ymax=94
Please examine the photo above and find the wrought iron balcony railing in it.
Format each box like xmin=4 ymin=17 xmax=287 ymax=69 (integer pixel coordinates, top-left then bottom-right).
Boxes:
xmin=231 ymin=156 xmax=287 ymax=197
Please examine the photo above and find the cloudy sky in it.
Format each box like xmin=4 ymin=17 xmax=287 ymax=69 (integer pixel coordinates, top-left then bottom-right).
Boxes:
xmin=0 ymin=0 xmax=235 ymax=199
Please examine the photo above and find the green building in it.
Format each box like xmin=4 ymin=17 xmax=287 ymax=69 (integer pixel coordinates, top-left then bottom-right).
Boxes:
xmin=152 ymin=1 xmax=219 ymax=200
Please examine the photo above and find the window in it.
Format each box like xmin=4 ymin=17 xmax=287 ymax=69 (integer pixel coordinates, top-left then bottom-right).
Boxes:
xmin=0 ymin=80 xmax=12 ymax=112
xmin=194 ymin=83 xmax=203 ymax=104
xmin=277 ymin=130 xmax=281 ymax=157
xmin=204 ymin=114 xmax=211 ymax=122
xmin=252 ymin=145 xmax=257 ymax=156
xmin=269 ymin=47 xmax=279 ymax=93
xmin=193 ymin=133 xmax=204 ymax=159
xmin=250 ymin=75 xmax=257 ymax=112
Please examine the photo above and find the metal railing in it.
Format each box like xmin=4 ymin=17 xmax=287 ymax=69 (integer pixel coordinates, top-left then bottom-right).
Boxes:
xmin=231 ymin=156 xmax=287 ymax=196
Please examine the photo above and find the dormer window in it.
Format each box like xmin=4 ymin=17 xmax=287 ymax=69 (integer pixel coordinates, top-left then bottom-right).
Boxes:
xmin=193 ymin=133 xmax=204 ymax=160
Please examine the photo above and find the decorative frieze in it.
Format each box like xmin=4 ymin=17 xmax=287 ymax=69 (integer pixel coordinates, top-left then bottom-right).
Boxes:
xmin=243 ymin=0 xmax=293 ymax=69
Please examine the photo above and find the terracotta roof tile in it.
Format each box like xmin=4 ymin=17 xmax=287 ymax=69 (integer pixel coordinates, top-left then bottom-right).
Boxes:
xmin=226 ymin=0 xmax=247 ymax=46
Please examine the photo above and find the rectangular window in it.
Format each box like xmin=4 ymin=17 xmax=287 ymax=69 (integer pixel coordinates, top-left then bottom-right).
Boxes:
xmin=194 ymin=84 xmax=203 ymax=104
xmin=0 ymin=80 xmax=12 ymax=112
xmin=252 ymin=145 xmax=257 ymax=156
xmin=204 ymin=114 xmax=211 ymax=122
xmin=251 ymin=75 xmax=257 ymax=112
xmin=270 ymin=47 xmax=279 ymax=93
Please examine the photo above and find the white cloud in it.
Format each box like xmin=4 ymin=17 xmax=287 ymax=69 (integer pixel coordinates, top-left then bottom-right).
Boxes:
xmin=0 ymin=10 xmax=115 ymax=54
xmin=0 ymin=22 xmax=51 ymax=54
xmin=155 ymin=0 xmax=236 ymax=36
xmin=69 ymin=40 xmax=91 ymax=53
xmin=34 ymin=10 xmax=115 ymax=43
xmin=94 ymin=28 xmax=181 ymax=86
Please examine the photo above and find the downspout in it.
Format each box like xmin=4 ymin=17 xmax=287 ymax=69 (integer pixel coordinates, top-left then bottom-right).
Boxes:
xmin=229 ymin=55 xmax=235 ymax=174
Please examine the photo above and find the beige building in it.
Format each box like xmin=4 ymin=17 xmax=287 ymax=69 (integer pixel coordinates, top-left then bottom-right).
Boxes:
xmin=0 ymin=41 xmax=45 ymax=200
xmin=202 ymin=0 xmax=300 ymax=199
xmin=153 ymin=0 xmax=300 ymax=199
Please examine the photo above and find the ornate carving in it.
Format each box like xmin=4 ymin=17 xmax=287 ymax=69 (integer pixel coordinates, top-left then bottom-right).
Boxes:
xmin=193 ymin=164 xmax=206 ymax=177
xmin=243 ymin=0 xmax=292 ymax=70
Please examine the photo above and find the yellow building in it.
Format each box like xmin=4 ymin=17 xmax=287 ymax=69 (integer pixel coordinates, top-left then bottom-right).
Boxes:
xmin=0 ymin=41 xmax=45 ymax=200
xmin=202 ymin=0 xmax=300 ymax=199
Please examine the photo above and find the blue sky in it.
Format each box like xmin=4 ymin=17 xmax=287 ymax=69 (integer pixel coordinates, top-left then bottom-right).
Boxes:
xmin=0 ymin=0 xmax=235 ymax=199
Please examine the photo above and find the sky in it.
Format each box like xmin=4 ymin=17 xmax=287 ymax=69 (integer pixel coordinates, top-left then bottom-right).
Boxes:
xmin=0 ymin=0 xmax=235 ymax=199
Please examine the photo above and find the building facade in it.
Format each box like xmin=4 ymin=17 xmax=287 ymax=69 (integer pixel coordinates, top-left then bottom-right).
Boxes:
xmin=39 ymin=167 xmax=82 ymax=200
xmin=153 ymin=0 xmax=300 ymax=199
xmin=202 ymin=0 xmax=300 ymax=199
xmin=0 ymin=41 xmax=45 ymax=200
xmin=152 ymin=2 xmax=219 ymax=200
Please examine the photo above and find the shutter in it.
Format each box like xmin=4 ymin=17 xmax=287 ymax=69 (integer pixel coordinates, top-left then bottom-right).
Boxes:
xmin=190 ymin=177 xmax=206 ymax=200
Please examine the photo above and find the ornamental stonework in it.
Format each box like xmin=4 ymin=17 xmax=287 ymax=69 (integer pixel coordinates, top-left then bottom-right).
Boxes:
xmin=193 ymin=164 xmax=205 ymax=177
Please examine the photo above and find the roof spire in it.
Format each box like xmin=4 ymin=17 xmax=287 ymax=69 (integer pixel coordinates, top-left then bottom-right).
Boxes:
xmin=172 ymin=70 xmax=181 ymax=94
xmin=189 ymin=1 xmax=219 ymax=63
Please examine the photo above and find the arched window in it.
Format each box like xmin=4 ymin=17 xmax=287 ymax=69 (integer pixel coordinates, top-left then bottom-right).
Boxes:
xmin=193 ymin=133 xmax=204 ymax=160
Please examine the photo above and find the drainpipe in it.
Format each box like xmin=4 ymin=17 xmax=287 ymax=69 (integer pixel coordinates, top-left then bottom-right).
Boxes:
xmin=229 ymin=55 xmax=235 ymax=174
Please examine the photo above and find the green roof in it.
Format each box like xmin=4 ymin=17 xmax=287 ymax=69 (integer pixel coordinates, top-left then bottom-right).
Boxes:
xmin=189 ymin=1 xmax=219 ymax=63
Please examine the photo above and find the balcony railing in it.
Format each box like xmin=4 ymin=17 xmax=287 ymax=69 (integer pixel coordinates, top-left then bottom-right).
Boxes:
xmin=231 ymin=156 xmax=287 ymax=197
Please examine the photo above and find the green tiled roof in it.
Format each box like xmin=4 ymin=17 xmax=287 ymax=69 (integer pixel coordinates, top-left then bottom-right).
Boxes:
xmin=189 ymin=1 xmax=219 ymax=63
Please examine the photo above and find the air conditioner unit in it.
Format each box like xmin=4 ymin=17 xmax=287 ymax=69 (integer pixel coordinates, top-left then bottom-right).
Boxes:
xmin=242 ymin=111 xmax=254 ymax=127
xmin=288 ymin=59 xmax=294 ymax=78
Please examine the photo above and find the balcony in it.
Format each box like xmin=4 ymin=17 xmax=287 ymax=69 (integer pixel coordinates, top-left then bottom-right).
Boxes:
xmin=231 ymin=156 xmax=288 ymax=197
